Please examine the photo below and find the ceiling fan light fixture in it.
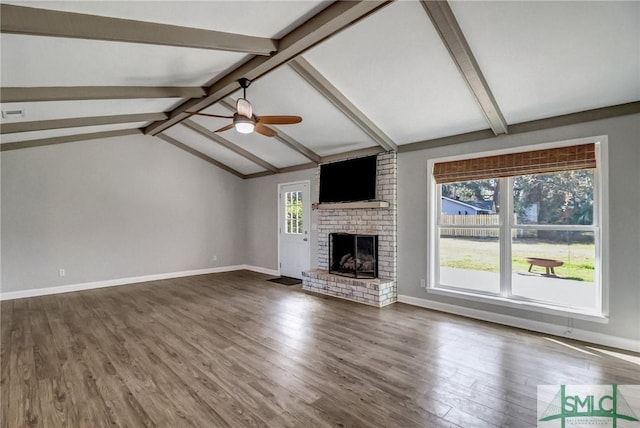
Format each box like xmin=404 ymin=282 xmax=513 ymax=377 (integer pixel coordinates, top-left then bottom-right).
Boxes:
xmin=188 ymin=77 xmax=301 ymax=137
xmin=234 ymin=116 xmax=255 ymax=134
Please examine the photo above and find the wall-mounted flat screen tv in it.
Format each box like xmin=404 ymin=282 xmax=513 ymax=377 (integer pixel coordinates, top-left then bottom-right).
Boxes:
xmin=319 ymin=155 xmax=377 ymax=203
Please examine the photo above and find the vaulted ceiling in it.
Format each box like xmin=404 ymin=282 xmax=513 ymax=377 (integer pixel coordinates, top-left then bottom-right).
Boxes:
xmin=1 ymin=1 xmax=639 ymax=179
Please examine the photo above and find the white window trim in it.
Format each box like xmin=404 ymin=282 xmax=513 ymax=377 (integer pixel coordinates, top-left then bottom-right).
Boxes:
xmin=426 ymin=135 xmax=609 ymax=323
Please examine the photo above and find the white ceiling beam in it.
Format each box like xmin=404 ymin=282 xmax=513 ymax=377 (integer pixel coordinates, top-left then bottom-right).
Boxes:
xmin=0 ymin=128 xmax=140 ymax=151
xmin=181 ymin=119 xmax=279 ymax=174
xmin=289 ymin=57 xmax=398 ymax=152
xmin=1 ymin=86 xmax=206 ymax=103
xmin=0 ymin=4 xmax=277 ymax=55
xmin=219 ymin=98 xmax=321 ymax=164
xmin=144 ymin=1 xmax=394 ymax=136
xmin=0 ymin=113 xmax=166 ymax=134
xmin=399 ymin=101 xmax=640 ymax=152
xmin=155 ymin=134 xmax=245 ymax=179
xmin=420 ymin=0 xmax=508 ymax=136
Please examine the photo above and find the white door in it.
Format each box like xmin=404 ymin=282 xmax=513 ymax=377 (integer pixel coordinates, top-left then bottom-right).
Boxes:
xmin=279 ymin=182 xmax=310 ymax=279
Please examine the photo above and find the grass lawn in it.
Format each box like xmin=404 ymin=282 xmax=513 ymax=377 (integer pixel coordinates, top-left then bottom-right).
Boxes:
xmin=440 ymin=237 xmax=595 ymax=282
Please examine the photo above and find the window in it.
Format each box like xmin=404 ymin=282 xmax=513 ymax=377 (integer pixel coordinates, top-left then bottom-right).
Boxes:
xmin=285 ymin=191 xmax=303 ymax=234
xmin=428 ymin=141 xmax=605 ymax=318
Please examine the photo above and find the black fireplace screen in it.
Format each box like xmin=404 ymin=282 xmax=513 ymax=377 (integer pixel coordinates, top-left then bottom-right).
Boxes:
xmin=329 ymin=233 xmax=378 ymax=279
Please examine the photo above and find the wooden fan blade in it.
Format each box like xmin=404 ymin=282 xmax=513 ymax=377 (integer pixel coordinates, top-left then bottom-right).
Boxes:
xmin=214 ymin=123 xmax=235 ymax=133
xmin=255 ymin=123 xmax=277 ymax=137
xmin=256 ymin=115 xmax=302 ymax=125
xmin=186 ymin=112 xmax=234 ymax=119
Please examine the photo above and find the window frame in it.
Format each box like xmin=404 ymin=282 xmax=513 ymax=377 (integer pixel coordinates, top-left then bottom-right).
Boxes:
xmin=426 ymin=136 xmax=609 ymax=322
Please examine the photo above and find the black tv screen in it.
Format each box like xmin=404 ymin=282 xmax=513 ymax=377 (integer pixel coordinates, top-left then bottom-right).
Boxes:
xmin=319 ymin=155 xmax=377 ymax=203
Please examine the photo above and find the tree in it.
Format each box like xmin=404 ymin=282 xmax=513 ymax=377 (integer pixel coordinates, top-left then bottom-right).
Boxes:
xmin=442 ymin=179 xmax=499 ymax=212
xmin=441 ymin=170 xmax=594 ymax=240
xmin=513 ymin=170 xmax=593 ymax=225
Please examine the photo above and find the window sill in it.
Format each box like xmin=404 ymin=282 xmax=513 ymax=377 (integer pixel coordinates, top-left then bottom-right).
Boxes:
xmin=427 ymin=286 xmax=608 ymax=323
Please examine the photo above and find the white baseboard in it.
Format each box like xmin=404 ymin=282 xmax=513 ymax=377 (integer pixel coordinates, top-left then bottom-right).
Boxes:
xmin=0 ymin=264 xmax=279 ymax=301
xmin=398 ymin=294 xmax=640 ymax=353
xmin=242 ymin=265 xmax=280 ymax=277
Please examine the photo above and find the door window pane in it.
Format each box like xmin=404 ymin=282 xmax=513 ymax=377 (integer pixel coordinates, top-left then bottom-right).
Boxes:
xmin=438 ymin=230 xmax=501 ymax=294
xmin=285 ymin=191 xmax=303 ymax=234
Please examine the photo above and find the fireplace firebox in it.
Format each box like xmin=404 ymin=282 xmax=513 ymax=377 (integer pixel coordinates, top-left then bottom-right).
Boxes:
xmin=329 ymin=233 xmax=378 ymax=279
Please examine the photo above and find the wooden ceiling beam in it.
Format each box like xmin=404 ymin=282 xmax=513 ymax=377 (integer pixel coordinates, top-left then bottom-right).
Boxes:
xmin=0 ymin=128 xmax=140 ymax=151
xmin=243 ymin=147 xmax=387 ymax=179
xmin=181 ymin=119 xmax=279 ymax=173
xmin=219 ymin=98 xmax=321 ymax=164
xmin=1 ymin=86 xmax=206 ymax=103
xmin=155 ymin=134 xmax=245 ymax=179
xmin=420 ymin=0 xmax=508 ymax=136
xmin=144 ymin=1 xmax=394 ymax=136
xmin=289 ymin=57 xmax=398 ymax=152
xmin=399 ymin=101 xmax=640 ymax=152
xmin=0 ymin=4 xmax=277 ymax=55
xmin=0 ymin=112 xmax=166 ymax=134
xmin=272 ymin=129 xmax=321 ymax=165
xmin=320 ymin=146 xmax=386 ymax=164
xmin=244 ymin=162 xmax=318 ymax=179
xmin=508 ymin=101 xmax=640 ymax=135
xmin=398 ymin=129 xmax=495 ymax=152
xmin=243 ymin=171 xmax=275 ymax=180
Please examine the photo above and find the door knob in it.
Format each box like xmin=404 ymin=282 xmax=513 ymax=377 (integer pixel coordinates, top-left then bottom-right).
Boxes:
xmin=303 ymin=238 xmax=308 ymax=242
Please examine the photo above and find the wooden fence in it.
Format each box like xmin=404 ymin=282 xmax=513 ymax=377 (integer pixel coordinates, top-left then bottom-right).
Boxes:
xmin=439 ymin=215 xmax=594 ymax=242
xmin=440 ymin=215 xmax=500 ymax=238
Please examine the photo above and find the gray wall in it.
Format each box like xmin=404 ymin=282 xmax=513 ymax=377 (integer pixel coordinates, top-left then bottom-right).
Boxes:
xmin=1 ymin=133 xmax=247 ymax=292
xmin=397 ymin=113 xmax=640 ymax=342
xmin=243 ymin=168 xmax=318 ymax=271
xmin=2 ymin=114 xmax=638 ymax=345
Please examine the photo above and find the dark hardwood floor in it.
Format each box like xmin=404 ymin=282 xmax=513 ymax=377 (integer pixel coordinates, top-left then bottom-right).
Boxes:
xmin=1 ymin=270 xmax=638 ymax=427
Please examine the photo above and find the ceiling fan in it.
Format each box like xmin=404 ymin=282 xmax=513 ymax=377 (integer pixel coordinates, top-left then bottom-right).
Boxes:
xmin=187 ymin=78 xmax=302 ymax=137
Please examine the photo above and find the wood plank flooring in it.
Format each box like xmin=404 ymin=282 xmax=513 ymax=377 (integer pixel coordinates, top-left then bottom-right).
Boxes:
xmin=1 ymin=270 xmax=638 ymax=427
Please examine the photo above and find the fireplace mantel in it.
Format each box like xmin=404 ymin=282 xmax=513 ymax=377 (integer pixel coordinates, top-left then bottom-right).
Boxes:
xmin=313 ymin=201 xmax=389 ymax=210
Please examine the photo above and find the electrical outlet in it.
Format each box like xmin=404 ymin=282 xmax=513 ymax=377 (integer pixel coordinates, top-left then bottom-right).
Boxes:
xmin=212 ymin=255 xmax=218 ymax=262
xmin=58 ymin=268 xmax=66 ymax=277
xmin=420 ymin=279 xmax=426 ymax=288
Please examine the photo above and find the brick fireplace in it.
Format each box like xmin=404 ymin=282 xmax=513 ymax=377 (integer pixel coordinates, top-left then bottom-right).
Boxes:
xmin=302 ymin=152 xmax=397 ymax=307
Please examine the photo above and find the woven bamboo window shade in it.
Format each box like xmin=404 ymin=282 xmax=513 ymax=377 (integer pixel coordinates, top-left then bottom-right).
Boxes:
xmin=433 ymin=143 xmax=596 ymax=184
